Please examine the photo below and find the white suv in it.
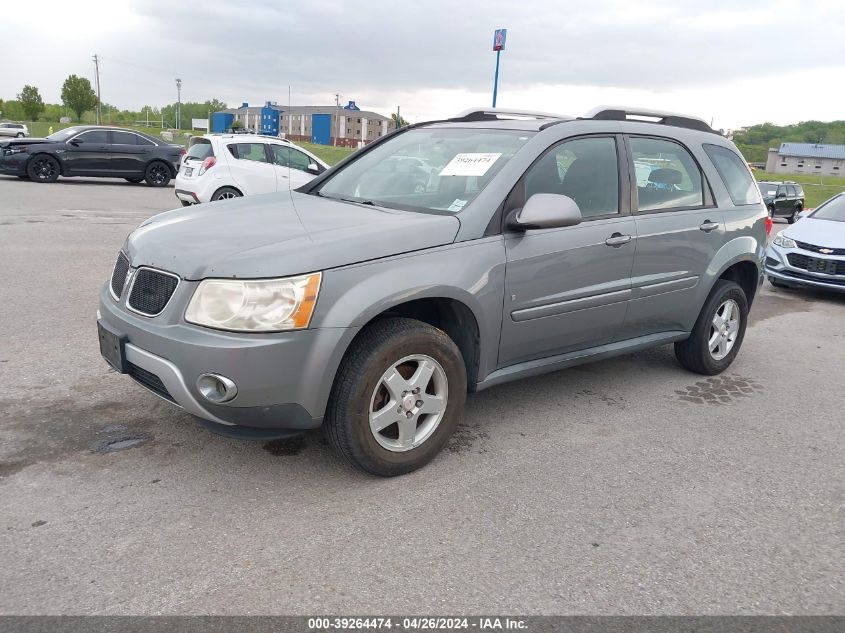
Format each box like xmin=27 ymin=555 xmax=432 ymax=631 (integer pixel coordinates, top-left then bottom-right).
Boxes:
xmin=0 ymin=123 xmax=28 ymax=138
xmin=174 ymin=134 xmax=329 ymax=205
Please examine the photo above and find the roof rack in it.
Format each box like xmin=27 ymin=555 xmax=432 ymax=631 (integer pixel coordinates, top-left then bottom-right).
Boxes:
xmin=583 ymin=106 xmax=716 ymax=133
xmin=451 ymin=107 xmax=572 ymax=122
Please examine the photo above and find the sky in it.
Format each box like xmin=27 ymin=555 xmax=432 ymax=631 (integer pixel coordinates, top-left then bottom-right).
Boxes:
xmin=1 ymin=0 xmax=843 ymax=131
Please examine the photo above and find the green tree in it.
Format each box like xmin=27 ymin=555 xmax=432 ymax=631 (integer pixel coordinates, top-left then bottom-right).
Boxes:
xmin=61 ymin=75 xmax=97 ymax=122
xmin=390 ymin=112 xmax=408 ymax=128
xmin=17 ymin=85 xmax=45 ymax=121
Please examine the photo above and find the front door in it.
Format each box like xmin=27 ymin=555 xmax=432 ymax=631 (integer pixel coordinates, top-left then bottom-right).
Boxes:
xmin=499 ymin=135 xmax=636 ymax=366
xmin=63 ymin=129 xmax=111 ymax=174
xmin=620 ymin=135 xmax=726 ymax=338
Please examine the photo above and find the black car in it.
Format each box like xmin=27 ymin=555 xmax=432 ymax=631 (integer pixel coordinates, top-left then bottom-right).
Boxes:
xmin=0 ymin=126 xmax=184 ymax=186
xmin=758 ymin=180 xmax=805 ymax=223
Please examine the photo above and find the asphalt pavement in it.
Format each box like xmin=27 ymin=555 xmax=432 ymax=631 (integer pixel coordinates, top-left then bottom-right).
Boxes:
xmin=0 ymin=175 xmax=842 ymax=615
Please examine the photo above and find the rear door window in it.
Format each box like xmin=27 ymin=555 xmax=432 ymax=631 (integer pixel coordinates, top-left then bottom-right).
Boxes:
xmin=630 ymin=137 xmax=704 ymax=211
xmin=111 ymin=131 xmax=138 ymax=145
xmin=786 ymin=185 xmax=796 ymax=197
xmin=703 ymin=144 xmax=761 ymax=206
xmin=228 ymin=143 xmax=268 ymax=162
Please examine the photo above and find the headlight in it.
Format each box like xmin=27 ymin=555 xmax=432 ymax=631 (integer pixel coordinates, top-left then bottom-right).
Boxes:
xmin=185 ymin=272 xmax=321 ymax=332
xmin=773 ymin=234 xmax=796 ymax=249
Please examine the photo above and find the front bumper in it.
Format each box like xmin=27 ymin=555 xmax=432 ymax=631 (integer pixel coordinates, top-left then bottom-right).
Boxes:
xmin=765 ymin=243 xmax=845 ymax=293
xmin=98 ymin=282 xmax=355 ymax=430
xmin=0 ymin=152 xmax=28 ymax=175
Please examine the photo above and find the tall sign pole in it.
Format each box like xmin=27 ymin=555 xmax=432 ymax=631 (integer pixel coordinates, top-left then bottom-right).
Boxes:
xmin=92 ymin=54 xmax=102 ymax=124
xmin=492 ymin=28 xmax=507 ymax=108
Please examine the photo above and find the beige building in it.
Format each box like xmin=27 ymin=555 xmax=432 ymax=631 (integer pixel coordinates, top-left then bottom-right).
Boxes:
xmin=765 ymin=143 xmax=845 ymax=178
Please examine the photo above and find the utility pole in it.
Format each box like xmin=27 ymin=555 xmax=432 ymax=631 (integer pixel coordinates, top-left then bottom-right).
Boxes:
xmin=92 ymin=54 xmax=102 ymax=125
xmin=175 ymin=78 xmax=182 ymax=130
xmin=334 ymin=93 xmax=341 ymax=147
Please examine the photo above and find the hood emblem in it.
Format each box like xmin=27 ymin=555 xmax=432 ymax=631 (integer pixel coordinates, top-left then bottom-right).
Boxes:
xmin=819 ymin=248 xmax=834 ymax=254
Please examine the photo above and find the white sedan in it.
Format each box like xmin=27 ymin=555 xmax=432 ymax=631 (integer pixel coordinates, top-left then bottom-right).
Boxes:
xmin=175 ymin=134 xmax=329 ymax=204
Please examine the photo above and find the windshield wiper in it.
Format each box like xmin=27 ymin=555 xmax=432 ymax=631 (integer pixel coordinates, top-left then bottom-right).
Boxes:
xmin=316 ymin=192 xmax=377 ymax=206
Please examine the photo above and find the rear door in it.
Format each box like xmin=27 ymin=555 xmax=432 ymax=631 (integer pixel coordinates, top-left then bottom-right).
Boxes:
xmin=498 ymin=135 xmax=636 ymax=366
xmin=620 ymin=135 xmax=725 ymax=338
xmin=225 ymin=142 xmax=276 ymax=195
xmin=64 ymin=129 xmax=111 ymax=174
xmin=775 ymin=184 xmax=790 ymax=214
xmin=110 ymin=130 xmax=148 ymax=176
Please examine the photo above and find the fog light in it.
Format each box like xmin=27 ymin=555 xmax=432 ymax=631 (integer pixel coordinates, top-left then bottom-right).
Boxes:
xmin=197 ymin=373 xmax=238 ymax=404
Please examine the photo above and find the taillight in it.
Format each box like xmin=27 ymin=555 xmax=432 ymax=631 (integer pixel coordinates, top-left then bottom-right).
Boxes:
xmin=180 ymin=147 xmax=186 ymax=155
xmin=199 ymin=156 xmax=216 ymax=175
xmin=765 ymin=216 xmax=773 ymax=236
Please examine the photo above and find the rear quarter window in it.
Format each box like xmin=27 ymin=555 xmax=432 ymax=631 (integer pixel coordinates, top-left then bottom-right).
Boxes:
xmin=703 ymin=144 xmax=761 ymax=206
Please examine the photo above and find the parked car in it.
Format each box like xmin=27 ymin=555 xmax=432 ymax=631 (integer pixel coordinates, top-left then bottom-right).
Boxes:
xmin=0 ymin=126 xmax=184 ymax=186
xmin=174 ymin=134 xmax=328 ymax=204
xmin=0 ymin=123 xmax=28 ymax=138
xmin=98 ymin=106 xmax=766 ymax=476
xmin=766 ymin=192 xmax=845 ymax=293
xmin=758 ymin=180 xmax=805 ymax=223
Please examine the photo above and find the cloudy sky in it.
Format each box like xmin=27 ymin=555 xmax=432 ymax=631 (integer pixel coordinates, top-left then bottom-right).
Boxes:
xmin=2 ymin=0 xmax=843 ymax=130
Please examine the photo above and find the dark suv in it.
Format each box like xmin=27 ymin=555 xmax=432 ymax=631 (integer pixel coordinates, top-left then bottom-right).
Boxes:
xmin=758 ymin=181 xmax=805 ymax=223
xmin=99 ymin=106 xmax=768 ymax=476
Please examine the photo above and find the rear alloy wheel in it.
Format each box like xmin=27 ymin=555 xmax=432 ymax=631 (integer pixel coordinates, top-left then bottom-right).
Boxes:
xmin=325 ymin=317 xmax=466 ymax=476
xmin=144 ymin=162 xmax=171 ymax=187
xmin=26 ymin=155 xmax=60 ymax=183
xmin=675 ymin=279 xmax=748 ymax=375
xmin=211 ymin=187 xmax=242 ymax=201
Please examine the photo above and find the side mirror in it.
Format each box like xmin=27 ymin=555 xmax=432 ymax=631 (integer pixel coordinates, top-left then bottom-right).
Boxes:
xmin=307 ymin=163 xmax=321 ymax=175
xmin=69 ymin=139 xmax=81 ymax=146
xmin=507 ymin=193 xmax=583 ymax=231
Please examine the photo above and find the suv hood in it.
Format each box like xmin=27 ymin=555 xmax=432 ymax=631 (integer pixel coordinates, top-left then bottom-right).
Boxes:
xmin=782 ymin=217 xmax=845 ymax=247
xmin=126 ymin=192 xmax=461 ymax=279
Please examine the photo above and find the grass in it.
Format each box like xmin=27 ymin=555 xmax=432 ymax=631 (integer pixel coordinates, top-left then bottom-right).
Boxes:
xmin=295 ymin=142 xmax=356 ymax=166
xmin=753 ymin=170 xmax=845 ymax=208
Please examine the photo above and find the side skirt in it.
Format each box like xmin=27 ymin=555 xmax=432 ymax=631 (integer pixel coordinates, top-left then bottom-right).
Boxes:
xmin=476 ymin=331 xmax=689 ymax=391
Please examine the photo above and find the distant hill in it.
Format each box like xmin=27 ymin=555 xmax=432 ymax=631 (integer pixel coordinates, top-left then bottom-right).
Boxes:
xmin=733 ymin=120 xmax=845 ymax=163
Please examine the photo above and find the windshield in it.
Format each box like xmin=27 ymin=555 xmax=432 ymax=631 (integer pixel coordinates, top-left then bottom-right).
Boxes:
xmin=810 ymin=194 xmax=845 ymax=222
xmin=313 ymin=127 xmax=534 ymax=214
xmin=46 ymin=128 xmax=81 ymax=142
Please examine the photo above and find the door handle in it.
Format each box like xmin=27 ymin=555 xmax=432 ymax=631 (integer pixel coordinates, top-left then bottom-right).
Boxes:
xmin=699 ymin=220 xmax=720 ymax=232
xmin=605 ymin=233 xmax=632 ymax=247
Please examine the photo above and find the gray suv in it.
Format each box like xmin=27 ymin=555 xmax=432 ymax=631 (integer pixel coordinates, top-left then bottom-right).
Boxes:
xmin=98 ymin=106 xmax=767 ymax=476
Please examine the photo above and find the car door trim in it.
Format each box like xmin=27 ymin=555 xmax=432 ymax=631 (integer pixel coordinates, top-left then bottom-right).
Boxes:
xmin=511 ymin=288 xmax=631 ymax=322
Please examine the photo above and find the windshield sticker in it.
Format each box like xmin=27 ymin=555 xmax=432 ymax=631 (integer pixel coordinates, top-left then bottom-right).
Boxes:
xmin=439 ymin=153 xmax=502 ymax=177
xmin=447 ymin=199 xmax=468 ymax=212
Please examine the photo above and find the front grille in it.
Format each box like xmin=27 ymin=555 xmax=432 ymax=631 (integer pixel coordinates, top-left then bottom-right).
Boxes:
xmin=127 ymin=362 xmax=175 ymax=402
xmin=127 ymin=268 xmax=179 ymax=316
xmin=795 ymin=241 xmax=845 ymax=256
xmin=787 ymin=253 xmax=845 ymax=276
xmin=110 ymin=252 xmax=130 ymax=298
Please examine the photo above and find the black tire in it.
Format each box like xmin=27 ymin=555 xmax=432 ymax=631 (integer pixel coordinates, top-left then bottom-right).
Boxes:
xmin=125 ymin=177 xmax=144 ymax=184
xmin=26 ymin=154 xmax=60 ymax=183
xmin=674 ymin=280 xmax=749 ymax=375
xmin=211 ymin=187 xmax=242 ymax=201
xmin=16 ymin=133 xmax=24 ymax=138
xmin=325 ymin=317 xmax=467 ymax=477
xmin=788 ymin=205 xmax=802 ymax=224
xmin=180 ymin=200 xmax=192 ymax=207
xmin=767 ymin=204 xmax=775 ymax=218
xmin=144 ymin=161 xmax=171 ymax=187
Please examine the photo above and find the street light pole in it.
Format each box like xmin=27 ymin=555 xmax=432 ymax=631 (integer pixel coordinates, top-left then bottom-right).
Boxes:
xmin=334 ymin=92 xmax=341 ymax=147
xmin=175 ymin=78 xmax=182 ymax=130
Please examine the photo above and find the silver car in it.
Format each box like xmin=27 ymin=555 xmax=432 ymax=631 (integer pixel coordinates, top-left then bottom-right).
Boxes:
xmin=0 ymin=123 xmax=28 ymax=138
xmin=766 ymin=192 xmax=845 ymax=293
xmin=98 ymin=106 xmax=767 ymax=476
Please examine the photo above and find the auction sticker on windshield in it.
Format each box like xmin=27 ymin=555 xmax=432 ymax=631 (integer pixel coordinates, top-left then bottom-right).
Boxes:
xmin=439 ymin=153 xmax=502 ymax=177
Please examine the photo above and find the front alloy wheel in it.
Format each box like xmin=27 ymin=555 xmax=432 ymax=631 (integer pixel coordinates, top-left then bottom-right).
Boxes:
xmin=325 ymin=317 xmax=467 ymax=476
xmin=27 ymin=155 xmax=60 ymax=182
xmin=369 ymin=354 xmax=448 ymax=452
